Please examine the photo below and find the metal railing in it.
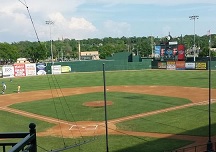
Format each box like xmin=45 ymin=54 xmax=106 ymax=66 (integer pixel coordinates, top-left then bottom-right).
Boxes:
xmin=0 ymin=123 xmax=37 ymax=152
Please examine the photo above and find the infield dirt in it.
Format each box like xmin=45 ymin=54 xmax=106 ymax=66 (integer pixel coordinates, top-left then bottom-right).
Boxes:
xmin=0 ymin=85 xmax=216 ymax=151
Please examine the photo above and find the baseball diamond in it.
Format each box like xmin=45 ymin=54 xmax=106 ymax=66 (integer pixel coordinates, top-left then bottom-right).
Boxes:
xmin=0 ymin=85 xmax=216 ymax=151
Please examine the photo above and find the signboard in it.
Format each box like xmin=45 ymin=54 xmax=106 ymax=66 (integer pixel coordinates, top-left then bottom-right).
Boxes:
xmin=25 ymin=63 xmax=37 ymax=76
xmin=36 ymin=63 xmax=46 ymax=75
xmin=2 ymin=65 xmax=14 ymax=78
xmin=61 ymin=66 xmax=71 ymax=73
xmin=51 ymin=65 xmax=61 ymax=74
xmin=154 ymin=46 xmax=161 ymax=59
xmin=158 ymin=62 xmax=166 ymax=69
xmin=167 ymin=61 xmax=176 ymax=70
xmin=177 ymin=44 xmax=185 ymax=61
xmin=185 ymin=62 xmax=195 ymax=70
xmin=160 ymin=44 xmax=178 ymax=60
xmin=196 ymin=62 xmax=207 ymax=70
xmin=176 ymin=61 xmax=185 ymax=70
xmin=0 ymin=66 xmax=2 ymax=78
xmin=14 ymin=63 xmax=26 ymax=77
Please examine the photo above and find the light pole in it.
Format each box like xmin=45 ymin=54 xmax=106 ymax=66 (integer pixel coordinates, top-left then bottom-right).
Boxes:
xmin=189 ymin=15 xmax=199 ymax=47
xmin=45 ymin=20 xmax=54 ymax=65
xmin=207 ymin=31 xmax=213 ymax=152
xmin=189 ymin=15 xmax=199 ymax=61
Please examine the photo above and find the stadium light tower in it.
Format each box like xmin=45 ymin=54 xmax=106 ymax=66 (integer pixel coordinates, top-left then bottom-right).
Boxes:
xmin=207 ymin=31 xmax=213 ymax=152
xmin=45 ymin=20 xmax=54 ymax=65
xmin=189 ymin=15 xmax=199 ymax=48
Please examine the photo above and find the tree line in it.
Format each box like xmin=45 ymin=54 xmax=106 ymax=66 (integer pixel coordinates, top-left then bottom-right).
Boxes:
xmin=0 ymin=34 xmax=215 ymax=64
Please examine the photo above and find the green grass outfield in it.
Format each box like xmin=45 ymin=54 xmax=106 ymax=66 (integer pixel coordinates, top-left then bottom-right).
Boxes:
xmin=117 ymin=103 xmax=216 ymax=136
xmin=0 ymin=134 xmax=193 ymax=152
xmin=1 ymin=70 xmax=216 ymax=151
xmin=1 ymin=70 xmax=216 ymax=94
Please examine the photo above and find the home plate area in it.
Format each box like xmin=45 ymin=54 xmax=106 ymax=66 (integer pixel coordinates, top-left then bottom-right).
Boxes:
xmin=69 ymin=125 xmax=98 ymax=131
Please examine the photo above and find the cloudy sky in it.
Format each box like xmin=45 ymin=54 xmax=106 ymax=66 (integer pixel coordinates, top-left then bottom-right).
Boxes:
xmin=0 ymin=0 xmax=216 ymax=43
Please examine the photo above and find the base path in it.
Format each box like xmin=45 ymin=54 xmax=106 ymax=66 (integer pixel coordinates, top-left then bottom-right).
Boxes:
xmin=0 ymin=85 xmax=216 ymax=150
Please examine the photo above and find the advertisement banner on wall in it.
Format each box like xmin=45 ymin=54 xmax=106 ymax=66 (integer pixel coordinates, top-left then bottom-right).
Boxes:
xmin=177 ymin=44 xmax=185 ymax=61
xmin=25 ymin=63 xmax=37 ymax=76
xmin=0 ymin=66 xmax=2 ymax=78
xmin=14 ymin=63 xmax=26 ymax=77
xmin=36 ymin=63 xmax=46 ymax=75
xmin=154 ymin=46 xmax=161 ymax=59
xmin=167 ymin=61 xmax=176 ymax=70
xmin=158 ymin=62 xmax=167 ymax=69
xmin=185 ymin=62 xmax=195 ymax=70
xmin=195 ymin=62 xmax=207 ymax=70
xmin=61 ymin=66 xmax=71 ymax=73
xmin=2 ymin=65 xmax=14 ymax=78
xmin=176 ymin=61 xmax=185 ymax=70
xmin=51 ymin=65 xmax=61 ymax=74
xmin=164 ymin=45 xmax=178 ymax=60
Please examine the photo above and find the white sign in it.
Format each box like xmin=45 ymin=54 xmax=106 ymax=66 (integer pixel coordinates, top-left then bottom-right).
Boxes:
xmin=2 ymin=65 xmax=14 ymax=78
xmin=25 ymin=63 xmax=36 ymax=76
xmin=51 ymin=65 xmax=61 ymax=74
xmin=185 ymin=62 xmax=195 ymax=69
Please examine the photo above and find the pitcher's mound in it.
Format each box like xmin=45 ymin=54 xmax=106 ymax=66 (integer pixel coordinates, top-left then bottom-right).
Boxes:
xmin=83 ymin=101 xmax=113 ymax=107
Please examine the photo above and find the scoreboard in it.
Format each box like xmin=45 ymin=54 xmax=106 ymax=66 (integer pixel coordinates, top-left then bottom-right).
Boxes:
xmin=154 ymin=43 xmax=185 ymax=61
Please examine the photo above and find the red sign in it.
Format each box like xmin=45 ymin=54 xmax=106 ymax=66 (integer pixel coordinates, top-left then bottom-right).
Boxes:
xmin=177 ymin=44 xmax=185 ymax=61
xmin=14 ymin=64 xmax=26 ymax=77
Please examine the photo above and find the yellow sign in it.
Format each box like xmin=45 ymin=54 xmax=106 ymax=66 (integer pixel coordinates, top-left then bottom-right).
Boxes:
xmin=196 ymin=62 xmax=206 ymax=69
xmin=61 ymin=66 xmax=71 ymax=73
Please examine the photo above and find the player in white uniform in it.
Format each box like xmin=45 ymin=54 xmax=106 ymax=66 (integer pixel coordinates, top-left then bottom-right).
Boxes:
xmin=2 ymin=82 xmax=6 ymax=94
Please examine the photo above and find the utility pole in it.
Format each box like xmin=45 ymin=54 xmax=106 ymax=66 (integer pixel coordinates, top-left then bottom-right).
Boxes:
xmin=189 ymin=15 xmax=199 ymax=61
xmin=45 ymin=20 xmax=54 ymax=65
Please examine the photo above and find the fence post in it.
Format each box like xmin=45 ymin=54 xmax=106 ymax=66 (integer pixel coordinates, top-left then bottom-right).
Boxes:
xmin=29 ymin=123 xmax=37 ymax=152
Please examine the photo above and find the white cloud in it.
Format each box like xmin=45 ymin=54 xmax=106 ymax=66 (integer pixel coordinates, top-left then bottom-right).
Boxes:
xmin=0 ymin=0 xmax=91 ymax=42
xmin=103 ymin=20 xmax=131 ymax=37
xmin=0 ymin=0 xmax=215 ymax=42
xmin=39 ymin=12 xmax=97 ymax=41
xmin=69 ymin=17 xmax=96 ymax=31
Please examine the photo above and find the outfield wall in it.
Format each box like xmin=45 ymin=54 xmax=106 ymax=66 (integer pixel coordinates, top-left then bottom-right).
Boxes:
xmin=0 ymin=59 xmax=152 ymax=77
xmin=2 ymin=59 xmax=216 ymax=78
xmin=151 ymin=61 xmax=216 ymax=70
xmin=45 ymin=59 xmax=152 ymax=74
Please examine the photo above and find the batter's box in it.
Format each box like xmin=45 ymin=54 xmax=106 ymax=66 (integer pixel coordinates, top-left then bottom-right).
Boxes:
xmin=85 ymin=125 xmax=98 ymax=130
xmin=69 ymin=125 xmax=98 ymax=130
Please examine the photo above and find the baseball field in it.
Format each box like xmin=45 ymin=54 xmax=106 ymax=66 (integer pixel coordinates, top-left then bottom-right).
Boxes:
xmin=0 ymin=69 xmax=216 ymax=152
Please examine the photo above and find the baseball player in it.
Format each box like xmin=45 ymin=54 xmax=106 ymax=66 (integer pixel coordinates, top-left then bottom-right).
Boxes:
xmin=2 ymin=82 xmax=6 ymax=94
xmin=17 ymin=84 xmax=21 ymax=93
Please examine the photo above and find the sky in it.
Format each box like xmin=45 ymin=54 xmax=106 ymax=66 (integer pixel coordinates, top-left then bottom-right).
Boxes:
xmin=0 ymin=0 xmax=216 ymax=43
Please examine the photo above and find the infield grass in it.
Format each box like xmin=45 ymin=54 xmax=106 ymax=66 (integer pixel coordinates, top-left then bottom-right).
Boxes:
xmin=10 ymin=92 xmax=191 ymax=121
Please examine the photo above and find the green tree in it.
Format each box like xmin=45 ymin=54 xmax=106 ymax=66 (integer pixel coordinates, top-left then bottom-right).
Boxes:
xmin=0 ymin=42 xmax=18 ymax=64
xmin=27 ymin=42 xmax=47 ymax=62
